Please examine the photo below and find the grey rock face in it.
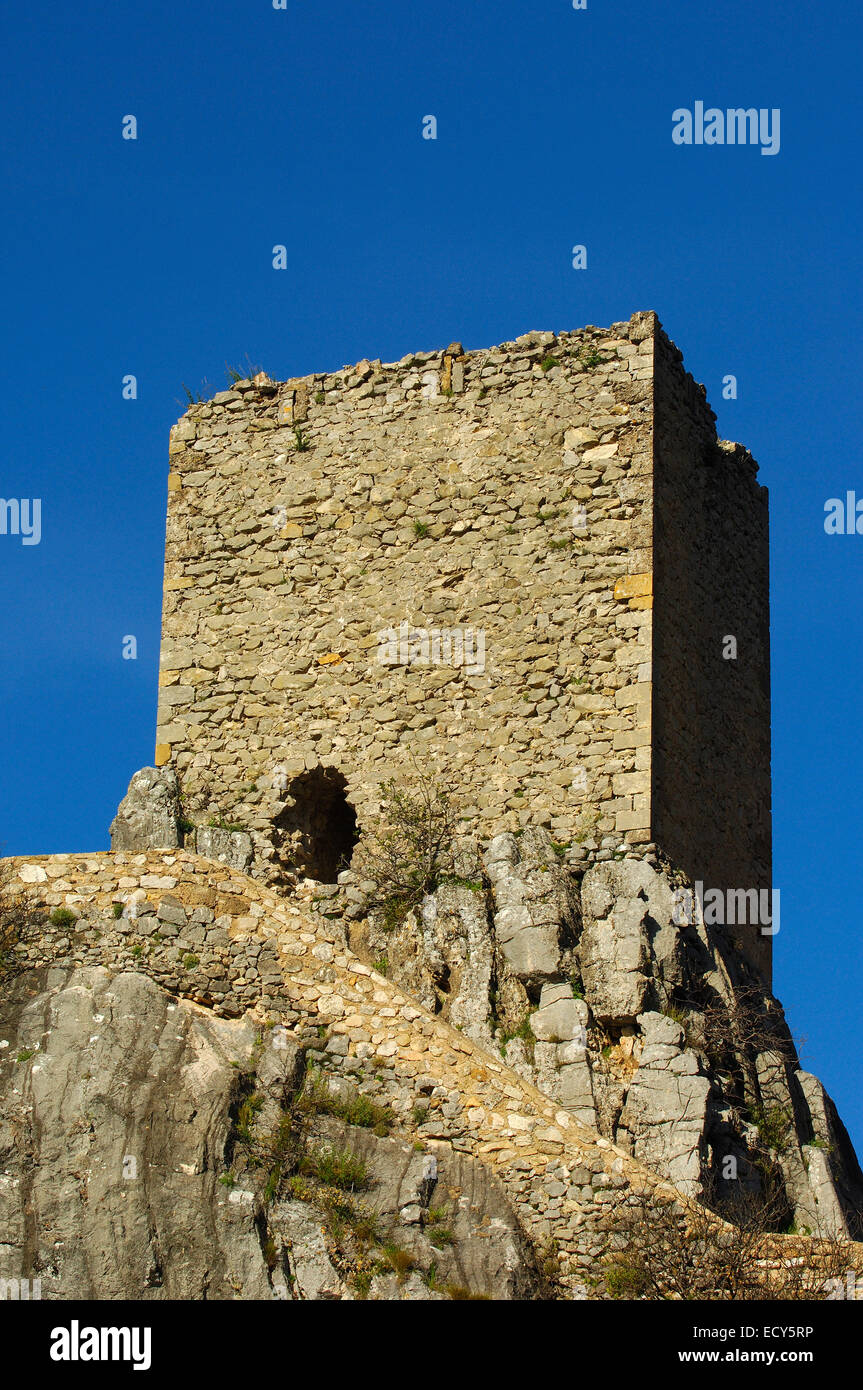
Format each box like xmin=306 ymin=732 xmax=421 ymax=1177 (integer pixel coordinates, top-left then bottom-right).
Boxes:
xmin=484 ymin=831 xmax=575 ymax=983
xmin=620 ymin=1012 xmax=711 ymax=1194
xmin=0 ymin=965 xmax=542 ymax=1300
xmin=342 ymin=837 xmax=863 ymax=1240
xmin=304 ymin=1115 xmax=538 ymax=1301
xmin=0 ymin=965 xmax=267 ymax=1299
xmin=269 ymin=1202 xmax=346 ymax=1300
xmin=195 ymin=826 xmax=254 ymax=873
xmin=531 ymin=982 xmax=586 ymax=1043
xmin=579 ymin=859 xmax=681 ymax=1025
xmin=528 ymin=984 xmax=596 ymax=1126
xmin=347 ymin=877 xmax=498 ymax=1043
xmin=790 ymin=1071 xmax=863 ymax=1239
xmin=434 ymin=882 xmax=496 ymax=1042
xmin=109 ymin=766 xmax=181 ymax=852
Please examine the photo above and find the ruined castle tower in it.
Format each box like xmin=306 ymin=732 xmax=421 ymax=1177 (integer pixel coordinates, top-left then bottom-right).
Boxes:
xmin=157 ymin=310 xmax=771 ymax=975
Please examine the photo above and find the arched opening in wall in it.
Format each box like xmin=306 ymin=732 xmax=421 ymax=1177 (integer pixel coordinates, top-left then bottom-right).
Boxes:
xmin=273 ymin=767 xmax=358 ymax=883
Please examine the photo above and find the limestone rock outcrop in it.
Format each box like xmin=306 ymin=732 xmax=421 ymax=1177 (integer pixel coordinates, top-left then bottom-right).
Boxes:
xmin=110 ymin=768 xmax=254 ymax=870
xmin=0 ymin=962 xmax=539 ymax=1300
xmin=0 ymin=965 xmax=269 ymax=1299
xmin=2 ymin=843 xmax=861 ymax=1299
xmin=109 ymin=767 xmax=181 ymax=852
xmin=484 ymin=831 xmax=578 ymax=984
xmin=341 ymin=830 xmax=863 ymax=1237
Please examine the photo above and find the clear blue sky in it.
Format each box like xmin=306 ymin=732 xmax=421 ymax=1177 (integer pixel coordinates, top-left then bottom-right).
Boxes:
xmin=2 ymin=1 xmax=861 ymax=1150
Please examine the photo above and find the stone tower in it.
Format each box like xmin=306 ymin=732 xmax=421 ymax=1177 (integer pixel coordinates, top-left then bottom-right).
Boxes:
xmin=157 ymin=310 xmax=771 ymax=975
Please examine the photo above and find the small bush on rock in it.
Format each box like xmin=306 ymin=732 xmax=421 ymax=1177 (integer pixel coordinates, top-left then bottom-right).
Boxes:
xmin=353 ymin=774 xmax=461 ymax=927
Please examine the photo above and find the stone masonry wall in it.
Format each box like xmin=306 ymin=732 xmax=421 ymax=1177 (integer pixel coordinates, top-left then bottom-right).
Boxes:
xmin=158 ymin=312 xmax=657 ymax=854
xmin=155 ymin=310 xmax=770 ymax=975
xmin=652 ymin=330 xmax=772 ymax=978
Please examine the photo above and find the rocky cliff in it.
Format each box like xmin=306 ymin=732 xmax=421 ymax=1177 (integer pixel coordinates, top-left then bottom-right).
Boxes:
xmin=340 ymin=828 xmax=863 ymax=1242
xmin=0 ymin=771 xmax=860 ymax=1299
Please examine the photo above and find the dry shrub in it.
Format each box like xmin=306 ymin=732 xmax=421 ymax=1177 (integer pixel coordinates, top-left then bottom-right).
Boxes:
xmin=604 ymin=1188 xmax=862 ymax=1301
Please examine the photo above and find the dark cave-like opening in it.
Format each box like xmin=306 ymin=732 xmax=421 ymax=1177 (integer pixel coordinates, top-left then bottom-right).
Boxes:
xmin=273 ymin=766 xmax=358 ymax=883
